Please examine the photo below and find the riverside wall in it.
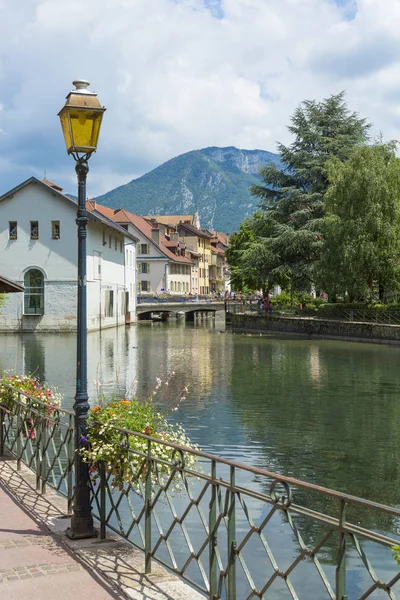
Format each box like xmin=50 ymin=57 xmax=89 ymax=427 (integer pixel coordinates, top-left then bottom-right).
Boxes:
xmin=228 ymin=314 xmax=400 ymax=344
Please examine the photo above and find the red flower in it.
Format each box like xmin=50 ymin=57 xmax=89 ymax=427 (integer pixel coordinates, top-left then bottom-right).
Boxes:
xmin=144 ymin=426 xmax=150 ymax=435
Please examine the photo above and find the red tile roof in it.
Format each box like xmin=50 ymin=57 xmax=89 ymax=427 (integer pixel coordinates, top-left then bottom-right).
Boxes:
xmin=176 ymin=222 xmax=214 ymax=239
xmin=95 ymin=205 xmax=193 ymax=264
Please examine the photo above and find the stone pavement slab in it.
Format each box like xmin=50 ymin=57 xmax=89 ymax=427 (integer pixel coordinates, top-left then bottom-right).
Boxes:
xmin=0 ymin=457 xmax=205 ymax=600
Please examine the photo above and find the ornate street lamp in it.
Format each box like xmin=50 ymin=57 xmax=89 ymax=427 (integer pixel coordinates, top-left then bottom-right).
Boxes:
xmin=58 ymin=80 xmax=106 ymax=538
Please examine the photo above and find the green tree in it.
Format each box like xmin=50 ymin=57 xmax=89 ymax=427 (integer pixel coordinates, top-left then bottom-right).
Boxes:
xmin=225 ymin=218 xmax=260 ymax=291
xmin=250 ymin=92 xmax=370 ymax=293
xmin=317 ymin=142 xmax=400 ymax=301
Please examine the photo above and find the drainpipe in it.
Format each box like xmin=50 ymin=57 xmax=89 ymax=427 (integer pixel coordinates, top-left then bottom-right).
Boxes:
xmin=165 ymin=263 xmax=169 ymax=293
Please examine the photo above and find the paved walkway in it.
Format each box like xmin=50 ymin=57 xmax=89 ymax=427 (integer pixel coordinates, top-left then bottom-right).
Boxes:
xmin=0 ymin=458 xmax=204 ymax=600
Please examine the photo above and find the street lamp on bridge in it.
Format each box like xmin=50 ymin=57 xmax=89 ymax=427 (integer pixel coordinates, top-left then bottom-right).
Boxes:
xmin=58 ymin=80 xmax=106 ymax=538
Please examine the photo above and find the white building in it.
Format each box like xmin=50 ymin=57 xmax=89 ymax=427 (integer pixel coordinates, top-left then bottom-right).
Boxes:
xmin=0 ymin=177 xmax=138 ymax=332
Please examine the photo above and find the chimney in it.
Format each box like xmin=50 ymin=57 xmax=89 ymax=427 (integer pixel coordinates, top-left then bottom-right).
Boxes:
xmin=151 ymin=225 xmax=160 ymax=245
xmin=88 ymin=199 xmax=96 ymax=210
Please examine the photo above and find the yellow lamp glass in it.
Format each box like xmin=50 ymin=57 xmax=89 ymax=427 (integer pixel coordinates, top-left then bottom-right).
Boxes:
xmin=58 ymin=81 xmax=106 ymax=156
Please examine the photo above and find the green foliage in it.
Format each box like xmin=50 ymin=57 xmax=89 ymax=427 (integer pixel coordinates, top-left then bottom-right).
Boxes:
xmin=225 ymin=216 xmax=262 ymax=291
xmin=319 ymin=303 xmax=366 ymax=310
xmin=317 ymin=142 xmax=400 ymax=301
xmin=231 ymin=92 xmax=370 ymax=295
xmin=271 ymin=291 xmax=325 ymax=308
xmin=95 ymin=147 xmax=280 ymax=233
xmin=392 ymin=546 xmax=400 ymax=565
xmin=81 ymin=396 xmax=199 ymax=491
xmin=271 ymin=291 xmax=293 ymax=307
xmin=367 ymin=304 xmax=389 ymax=311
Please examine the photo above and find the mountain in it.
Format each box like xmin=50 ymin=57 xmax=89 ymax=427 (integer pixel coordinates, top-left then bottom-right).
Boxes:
xmin=95 ymin=146 xmax=280 ymax=232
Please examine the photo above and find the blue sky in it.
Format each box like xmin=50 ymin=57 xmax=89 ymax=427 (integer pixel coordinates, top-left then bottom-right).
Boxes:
xmin=0 ymin=0 xmax=398 ymax=197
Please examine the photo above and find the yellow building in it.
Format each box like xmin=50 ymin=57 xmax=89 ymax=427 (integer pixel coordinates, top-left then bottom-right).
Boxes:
xmin=175 ymin=222 xmax=213 ymax=295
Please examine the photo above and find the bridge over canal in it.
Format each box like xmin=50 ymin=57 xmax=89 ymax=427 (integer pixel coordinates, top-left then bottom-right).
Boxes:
xmin=136 ymin=300 xmax=226 ymax=321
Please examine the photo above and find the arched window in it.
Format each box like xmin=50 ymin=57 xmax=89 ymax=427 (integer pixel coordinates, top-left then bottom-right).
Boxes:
xmin=24 ymin=269 xmax=44 ymax=315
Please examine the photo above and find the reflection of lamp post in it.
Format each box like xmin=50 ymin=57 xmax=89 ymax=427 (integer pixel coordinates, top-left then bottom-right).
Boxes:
xmin=58 ymin=80 xmax=106 ymax=538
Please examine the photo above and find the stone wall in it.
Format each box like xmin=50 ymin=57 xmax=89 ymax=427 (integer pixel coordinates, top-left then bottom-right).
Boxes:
xmin=229 ymin=314 xmax=400 ymax=344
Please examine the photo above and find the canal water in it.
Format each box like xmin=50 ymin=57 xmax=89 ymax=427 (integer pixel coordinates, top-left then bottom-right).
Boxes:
xmin=1 ymin=321 xmax=400 ymax=597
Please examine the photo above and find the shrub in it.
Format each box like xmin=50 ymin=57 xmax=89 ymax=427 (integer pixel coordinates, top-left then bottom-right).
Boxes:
xmin=271 ymin=291 xmax=293 ymax=307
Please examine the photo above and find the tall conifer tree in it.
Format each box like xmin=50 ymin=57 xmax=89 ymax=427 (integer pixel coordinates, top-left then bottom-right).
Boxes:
xmin=251 ymin=92 xmax=370 ymax=292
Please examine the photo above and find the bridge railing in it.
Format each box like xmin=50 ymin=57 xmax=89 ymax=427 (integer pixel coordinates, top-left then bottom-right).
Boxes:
xmin=138 ymin=295 xmax=223 ymax=304
xmin=2 ymin=387 xmax=400 ymax=598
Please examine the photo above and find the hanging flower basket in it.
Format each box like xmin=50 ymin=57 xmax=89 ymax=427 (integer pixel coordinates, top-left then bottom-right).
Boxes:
xmin=81 ymin=397 xmax=199 ymax=492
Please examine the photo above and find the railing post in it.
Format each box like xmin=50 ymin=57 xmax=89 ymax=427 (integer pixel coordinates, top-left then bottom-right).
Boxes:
xmin=99 ymin=461 xmax=106 ymax=540
xmin=67 ymin=415 xmax=74 ymax=514
xmin=227 ymin=466 xmax=237 ymax=600
xmin=0 ymin=406 xmax=4 ymax=457
xmin=35 ymin=410 xmax=42 ymax=492
xmin=209 ymin=459 xmax=217 ymax=600
xmin=16 ymin=396 xmax=22 ymax=471
xmin=145 ymin=439 xmax=152 ymax=574
xmin=336 ymin=499 xmax=347 ymax=600
xmin=40 ymin=408 xmax=47 ymax=495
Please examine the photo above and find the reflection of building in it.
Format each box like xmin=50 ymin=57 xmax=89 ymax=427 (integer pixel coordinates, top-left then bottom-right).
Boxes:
xmin=309 ymin=345 xmax=322 ymax=384
xmin=87 ymin=327 xmax=139 ymax=404
xmin=134 ymin=322 xmax=232 ymax=413
xmin=0 ymin=329 xmax=140 ymax=410
xmin=0 ymin=178 xmax=138 ymax=331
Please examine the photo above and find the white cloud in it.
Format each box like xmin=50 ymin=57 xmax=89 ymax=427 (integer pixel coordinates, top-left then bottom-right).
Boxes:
xmin=0 ymin=0 xmax=399 ymax=198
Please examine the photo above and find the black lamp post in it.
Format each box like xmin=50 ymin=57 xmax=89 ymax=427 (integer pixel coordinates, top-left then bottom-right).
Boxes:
xmin=58 ymin=80 xmax=106 ymax=538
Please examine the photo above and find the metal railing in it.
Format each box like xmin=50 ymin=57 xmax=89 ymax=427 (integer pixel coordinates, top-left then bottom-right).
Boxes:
xmin=0 ymin=385 xmax=74 ymax=511
xmin=2 ymin=388 xmax=400 ymax=598
xmin=138 ymin=295 xmax=224 ymax=304
xmin=89 ymin=428 xmax=400 ymax=599
xmin=226 ymin=302 xmax=400 ymax=326
xmin=314 ymin=309 xmax=400 ymax=326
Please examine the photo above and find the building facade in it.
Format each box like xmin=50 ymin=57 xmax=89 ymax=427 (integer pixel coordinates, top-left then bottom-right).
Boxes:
xmin=176 ymin=223 xmax=213 ymax=295
xmin=94 ymin=207 xmax=193 ymax=297
xmin=0 ymin=178 xmax=138 ymax=332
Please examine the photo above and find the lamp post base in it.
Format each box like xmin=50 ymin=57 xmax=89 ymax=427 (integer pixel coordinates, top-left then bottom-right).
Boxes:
xmin=65 ymin=521 xmax=98 ymax=540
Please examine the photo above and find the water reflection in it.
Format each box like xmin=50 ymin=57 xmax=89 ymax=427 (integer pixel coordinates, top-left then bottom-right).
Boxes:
xmin=2 ymin=326 xmax=400 ymax=508
xmin=309 ymin=343 xmax=323 ymax=384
